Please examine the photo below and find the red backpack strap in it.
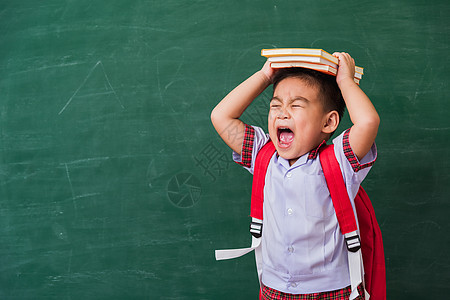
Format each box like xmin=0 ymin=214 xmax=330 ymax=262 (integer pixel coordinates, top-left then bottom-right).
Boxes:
xmin=250 ymin=140 xmax=276 ymax=221
xmin=320 ymin=144 xmax=366 ymax=298
xmin=319 ymin=144 xmax=358 ymax=235
xmin=320 ymin=145 xmax=386 ymax=299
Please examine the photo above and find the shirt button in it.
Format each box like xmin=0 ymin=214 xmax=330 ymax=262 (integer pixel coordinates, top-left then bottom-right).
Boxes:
xmin=286 ymin=172 xmax=292 ymax=178
xmin=288 ymin=246 xmax=294 ymax=253
xmin=290 ymin=282 xmax=297 ymax=287
xmin=287 ymin=208 xmax=293 ymax=215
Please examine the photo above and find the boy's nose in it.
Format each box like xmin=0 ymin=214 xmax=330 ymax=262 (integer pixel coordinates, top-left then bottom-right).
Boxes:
xmin=277 ymin=108 xmax=289 ymax=119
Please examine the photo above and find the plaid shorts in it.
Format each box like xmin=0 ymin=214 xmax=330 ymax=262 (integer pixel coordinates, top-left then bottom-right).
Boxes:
xmin=261 ymin=284 xmax=365 ymax=300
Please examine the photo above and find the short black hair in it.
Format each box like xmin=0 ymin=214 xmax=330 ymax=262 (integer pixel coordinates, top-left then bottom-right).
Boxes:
xmin=272 ymin=68 xmax=345 ymax=123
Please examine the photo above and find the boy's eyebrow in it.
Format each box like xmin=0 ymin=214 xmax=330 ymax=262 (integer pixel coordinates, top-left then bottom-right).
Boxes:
xmin=270 ymin=96 xmax=282 ymax=102
xmin=270 ymin=96 xmax=310 ymax=103
xmin=290 ymin=97 xmax=310 ymax=103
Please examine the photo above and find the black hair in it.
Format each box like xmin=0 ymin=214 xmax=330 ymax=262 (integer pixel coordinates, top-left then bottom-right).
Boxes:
xmin=272 ymin=68 xmax=345 ymax=123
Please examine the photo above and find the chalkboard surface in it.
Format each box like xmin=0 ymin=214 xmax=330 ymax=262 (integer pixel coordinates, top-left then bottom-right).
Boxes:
xmin=1 ymin=0 xmax=449 ymax=299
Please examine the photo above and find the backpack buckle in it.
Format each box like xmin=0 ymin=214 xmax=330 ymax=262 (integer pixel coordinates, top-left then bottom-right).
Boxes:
xmin=345 ymin=232 xmax=361 ymax=253
xmin=250 ymin=218 xmax=263 ymax=238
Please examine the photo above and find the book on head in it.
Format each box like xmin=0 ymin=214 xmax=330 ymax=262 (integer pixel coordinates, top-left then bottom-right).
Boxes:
xmin=262 ymin=48 xmax=338 ymax=64
xmin=270 ymin=61 xmax=361 ymax=84
xmin=270 ymin=61 xmax=337 ymax=75
xmin=262 ymin=48 xmax=364 ymax=75
xmin=268 ymin=55 xmax=338 ymax=69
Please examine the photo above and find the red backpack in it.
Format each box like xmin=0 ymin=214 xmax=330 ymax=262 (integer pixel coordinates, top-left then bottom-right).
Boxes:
xmin=250 ymin=141 xmax=386 ymax=299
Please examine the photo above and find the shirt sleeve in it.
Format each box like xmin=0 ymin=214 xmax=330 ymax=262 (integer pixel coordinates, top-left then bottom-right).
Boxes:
xmin=232 ymin=124 xmax=270 ymax=175
xmin=332 ymin=128 xmax=378 ymax=197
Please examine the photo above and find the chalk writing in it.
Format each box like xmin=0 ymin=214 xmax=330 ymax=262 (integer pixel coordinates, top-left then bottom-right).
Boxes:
xmin=63 ymin=163 xmax=78 ymax=218
xmin=58 ymin=61 xmax=124 ymax=115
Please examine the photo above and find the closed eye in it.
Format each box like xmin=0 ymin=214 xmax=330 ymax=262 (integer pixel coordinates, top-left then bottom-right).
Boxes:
xmin=270 ymin=103 xmax=281 ymax=109
xmin=291 ymin=103 xmax=305 ymax=108
xmin=291 ymin=99 xmax=307 ymax=108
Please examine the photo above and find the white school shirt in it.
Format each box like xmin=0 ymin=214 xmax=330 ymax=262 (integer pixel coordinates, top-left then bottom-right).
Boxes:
xmin=232 ymin=125 xmax=377 ymax=294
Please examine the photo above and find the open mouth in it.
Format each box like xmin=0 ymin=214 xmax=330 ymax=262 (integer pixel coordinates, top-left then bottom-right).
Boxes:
xmin=277 ymin=127 xmax=294 ymax=148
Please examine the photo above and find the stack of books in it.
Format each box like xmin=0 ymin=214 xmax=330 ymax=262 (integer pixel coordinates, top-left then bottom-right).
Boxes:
xmin=261 ymin=48 xmax=363 ymax=84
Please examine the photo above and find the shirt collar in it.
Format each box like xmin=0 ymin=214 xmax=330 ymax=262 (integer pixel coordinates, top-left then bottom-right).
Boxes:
xmin=275 ymin=139 xmax=327 ymax=168
xmin=308 ymin=140 xmax=327 ymax=160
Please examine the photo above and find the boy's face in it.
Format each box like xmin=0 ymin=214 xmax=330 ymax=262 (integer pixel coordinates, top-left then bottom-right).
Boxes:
xmin=268 ymin=77 xmax=328 ymax=165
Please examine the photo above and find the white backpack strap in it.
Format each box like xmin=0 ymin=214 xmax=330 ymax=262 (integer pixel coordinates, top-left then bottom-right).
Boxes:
xmin=215 ymin=218 xmax=263 ymax=261
xmin=215 ymin=235 xmax=261 ymax=260
xmin=250 ymin=218 xmax=263 ymax=285
xmin=254 ymin=236 xmax=263 ymax=285
xmin=345 ymin=231 xmax=363 ymax=299
xmin=345 ymin=231 xmax=370 ymax=300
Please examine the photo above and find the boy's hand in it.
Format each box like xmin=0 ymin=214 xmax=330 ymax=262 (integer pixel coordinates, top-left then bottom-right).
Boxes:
xmin=333 ymin=52 xmax=356 ymax=86
xmin=260 ymin=60 xmax=278 ymax=84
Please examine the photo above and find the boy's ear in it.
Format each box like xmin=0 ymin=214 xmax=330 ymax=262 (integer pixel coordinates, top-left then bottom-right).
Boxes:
xmin=322 ymin=111 xmax=339 ymax=134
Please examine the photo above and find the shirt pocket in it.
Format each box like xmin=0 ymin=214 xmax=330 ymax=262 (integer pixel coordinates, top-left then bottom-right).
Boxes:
xmin=304 ymin=175 xmax=335 ymax=219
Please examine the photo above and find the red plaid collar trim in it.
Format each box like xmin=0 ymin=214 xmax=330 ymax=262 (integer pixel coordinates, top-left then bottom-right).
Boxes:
xmin=272 ymin=140 xmax=326 ymax=160
xmin=273 ymin=140 xmax=326 ymax=161
xmin=308 ymin=140 xmax=327 ymax=160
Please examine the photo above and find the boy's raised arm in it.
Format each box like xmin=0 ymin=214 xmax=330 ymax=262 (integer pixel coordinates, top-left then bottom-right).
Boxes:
xmin=333 ymin=52 xmax=380 ymax=161
xmin=211 ymin=61 xmax=276 ymax=155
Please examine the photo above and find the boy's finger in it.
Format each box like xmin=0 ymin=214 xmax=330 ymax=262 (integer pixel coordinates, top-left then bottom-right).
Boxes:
xmin=332 ymin=52 xmax=350 ymax=63
xmin=332 ymin=52 xmax=343 ymax=58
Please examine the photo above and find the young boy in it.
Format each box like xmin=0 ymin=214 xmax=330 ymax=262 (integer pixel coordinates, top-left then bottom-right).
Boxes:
xmin=211 ymin=52 xmax=379 ymax=299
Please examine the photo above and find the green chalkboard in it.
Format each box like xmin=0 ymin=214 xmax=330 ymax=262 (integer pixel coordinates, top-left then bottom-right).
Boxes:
xmin=1 ymin=0 xmax=449 ymax=299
